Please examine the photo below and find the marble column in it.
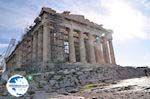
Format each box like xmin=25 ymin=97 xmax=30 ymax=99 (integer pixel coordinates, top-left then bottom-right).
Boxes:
xmin=69 ymin=29 xmax=76 ymax=63
xmin=43 ymin=24 xmax=50 ymax=66
xmin=88 ymin=34 xmax=96 ymax=64
xmin=108 ymin=39 xmax=116 ymax=64
xmin=37 ymin=29 xmax=43 ymax=62
xmin=102 ymin=36 xmax=110 ymax=63
xmin=95 ymin=44 xmax=100 ymax=63
xmin=79 ymin=32 xmax=86 ymax=63
xmin=97 ymin=37 xmax=105 ymax=64
xmin=32 ymin=32 xmax=38 ymax=63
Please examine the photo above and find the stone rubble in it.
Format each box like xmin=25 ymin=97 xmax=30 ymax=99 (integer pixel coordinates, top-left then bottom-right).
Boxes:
xmin=1 ymin=64 xmax=150 ymax=98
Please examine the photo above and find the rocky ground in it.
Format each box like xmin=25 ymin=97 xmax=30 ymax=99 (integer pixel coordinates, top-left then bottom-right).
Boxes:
xmin=3 ymin=76 xmax=149 ymax=99
xmin=1 ymin=63 xmax=150 ymax=99
xmin=73 ymin=77 xmax=150 ymax=99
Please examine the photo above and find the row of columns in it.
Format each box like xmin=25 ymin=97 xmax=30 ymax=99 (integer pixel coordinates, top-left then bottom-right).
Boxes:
xmin=29 ymin=13 xmax=116 ymax=67
xmin=68 ymin=29 xmax=116 ymax=64
xmin=32 ymin=24 xmax=50 ymax=66
xmin=32 ymin=24 xmax=116 ymax=65
xmin=32 ymin=29 xmax=43 ymax=64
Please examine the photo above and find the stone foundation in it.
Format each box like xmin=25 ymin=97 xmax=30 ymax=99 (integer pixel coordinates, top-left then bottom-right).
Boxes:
xmin=25 ymin=64 xmax=150 ymax=94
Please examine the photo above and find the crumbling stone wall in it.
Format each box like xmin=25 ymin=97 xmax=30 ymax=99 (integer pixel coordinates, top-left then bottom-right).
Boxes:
xmin=27 ymin=64 xmax=150 ymax=94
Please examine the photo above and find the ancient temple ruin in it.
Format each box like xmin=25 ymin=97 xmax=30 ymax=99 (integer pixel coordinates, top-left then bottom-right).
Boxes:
xmin=6 ymin=7 xmax=116 ymax=69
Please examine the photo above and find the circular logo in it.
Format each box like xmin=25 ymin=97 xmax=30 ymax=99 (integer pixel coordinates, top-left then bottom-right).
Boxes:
xmin=6 ymin=74 xmax=29 ymax=97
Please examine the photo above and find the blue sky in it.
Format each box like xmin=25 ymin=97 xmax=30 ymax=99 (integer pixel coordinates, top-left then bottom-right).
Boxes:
xmin=0 ymin=0 xmax=150 ymax=66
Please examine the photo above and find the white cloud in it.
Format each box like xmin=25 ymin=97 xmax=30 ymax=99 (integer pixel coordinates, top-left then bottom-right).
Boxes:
xmin=2 ymin=0 xmax=149 ymax=41
xmin=140 ymin=0 xmax=150 ymax=9
xmin=99 ymin=0 xmax=149 ymax=40
xmin=61 ymin=0 xmax=149 ymax=41
xmin=0 ymin=24 xmax=6 ymax=27
xmin=0 ymin=44 xmax=8 ymax=48
xmin=0 ymin=1 xmax=37 ymax=29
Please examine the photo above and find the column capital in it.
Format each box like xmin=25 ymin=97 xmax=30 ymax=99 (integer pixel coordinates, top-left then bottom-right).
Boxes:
xmin=97 ymin=36 xmax=103 ymax=43
xmin=80 ymin=32 xmax=88 ymax=39
xmin=105 ymin=32 xmax=113 ymax=41
xmin=88 ymin=33 xmax=95 ymax=40
xmin=101 ymin=36 xmax=107 ymax=42
xmin=42 ymin=23 xmax=48 ymax=28
xmin=105 ymin=30 xmax=113 ymax=40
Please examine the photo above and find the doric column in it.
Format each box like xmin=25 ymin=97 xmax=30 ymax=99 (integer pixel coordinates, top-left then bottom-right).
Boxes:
xmin=102 ymin=36 xmax=110 ymax=63
xmin=37 ymin=29 xmax=43 ymax=62
xmin=43 ymin=24 xmax=50 ymax=66
xmin=108 ymin=39 xmax=116 ymax=64
xmin=32 ymin=32 xmax=38 ymax=62
xmin=79 ymin=32 xmax=86 ymax=63
xmin=88 ymin=34 xmax=96 ymax=64
xmin=69 ymin=29 xmax=76 ymax=63
xmin=97 ymin=37 xmax=105 ymax=64
xmin=106 ymin=32 xmax=116 ymax=64
xmin=95 ymin=43 xmax=100 ymax=64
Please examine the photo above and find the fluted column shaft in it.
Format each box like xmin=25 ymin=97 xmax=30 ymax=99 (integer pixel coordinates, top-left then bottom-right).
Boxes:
xmin=69 ymin=29 xmax=76 ymax=63
xmin=102 ymin=37 xmax=110 ymax=63
xmin=88 ymin=34 xmax=96 ymax=64
xmin=37 ymin=29 xmax=43 ymax=62
xmin=32 ymin=32 xmax=38 ymax=62
xmin=97 ymin=37 xmax=105 ymax=64
xmin=43 ymin=24 xmax=50 ymax=66
xmin=79 ymin=32 xmax=86 ymax=63
xmin=108 ymin=39 xmax=116 ymax=64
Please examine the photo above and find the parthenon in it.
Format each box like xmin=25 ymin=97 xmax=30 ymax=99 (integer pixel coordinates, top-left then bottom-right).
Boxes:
xmin=6 ymin=7 xmax=116 ymax=69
